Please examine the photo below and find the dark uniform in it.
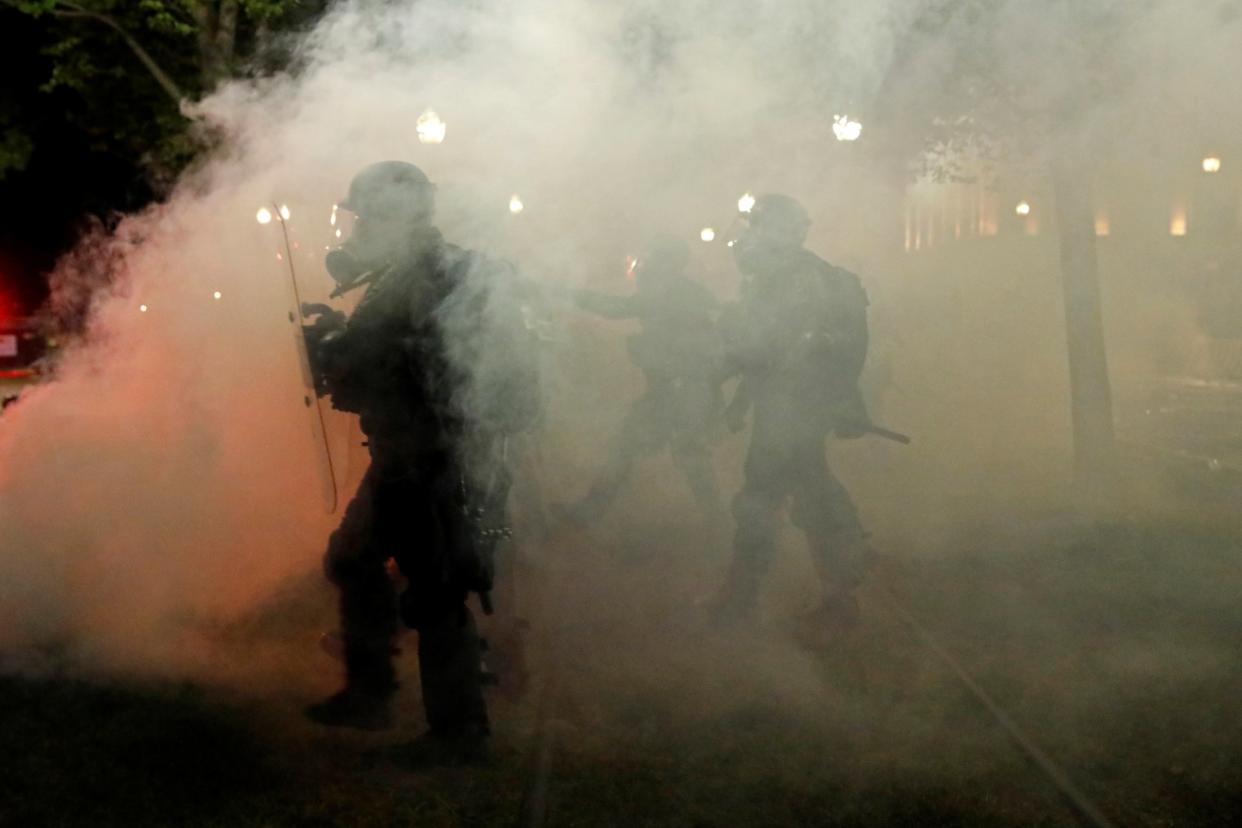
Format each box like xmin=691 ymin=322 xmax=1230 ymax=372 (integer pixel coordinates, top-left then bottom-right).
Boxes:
xmin=564 ymin=236 xmax=723 ymax=524
xmin=711 ymin=195 xmax=871 ymax=630
xmin=304 ymin=162 xmax=539 ymax=752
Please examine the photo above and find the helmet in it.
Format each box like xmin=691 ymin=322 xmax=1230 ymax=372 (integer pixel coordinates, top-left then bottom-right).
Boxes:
xmin=731 ymin=194 xmax=809 ymax=275
xmin=639 ymin=234 xmax=691 ymax=275
xmin=329 ymin=162 xmax=438 ymax=275
xmin=745 ymin=194 xmax=810 ymax=247
xmin=339 ymin=160 xmax=435 ymax=221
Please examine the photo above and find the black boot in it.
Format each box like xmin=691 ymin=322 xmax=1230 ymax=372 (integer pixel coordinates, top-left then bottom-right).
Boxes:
xmin=306 ymin=631 xmax=398 ymax=730
xmin=305 ymin=685 xmax=395 ymax=731
xmin=417 ymin=606 xmax=491 ymax=745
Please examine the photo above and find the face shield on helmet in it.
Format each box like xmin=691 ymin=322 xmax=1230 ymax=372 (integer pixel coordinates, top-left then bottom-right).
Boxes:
xmin=730 ymin=193 xmax=810 ymax=275
xmin=630 ymin=234 xmax=691 ymax=292
xmin=326 ymin=161 xmax=437 ymax=286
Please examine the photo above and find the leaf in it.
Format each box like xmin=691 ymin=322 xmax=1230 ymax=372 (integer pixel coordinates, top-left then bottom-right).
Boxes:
xmin=0 ymin=127 xmax=36 ymax=179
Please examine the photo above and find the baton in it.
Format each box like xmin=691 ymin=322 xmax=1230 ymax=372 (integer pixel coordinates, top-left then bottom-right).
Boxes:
xmin=866 ymin=425 xmax=911 ymax=445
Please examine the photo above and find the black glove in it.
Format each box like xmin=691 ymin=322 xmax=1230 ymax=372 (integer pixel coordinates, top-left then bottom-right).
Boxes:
xmin=829 ymin=393 xmax=870 ymax=440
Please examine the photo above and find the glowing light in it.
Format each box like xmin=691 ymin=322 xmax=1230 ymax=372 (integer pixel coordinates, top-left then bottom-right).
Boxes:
xmin=1202 ymin=156 xmax=1222 ymax=173
xmin=832 ymin=114 xmax=862 ymax=142
xmin=737 ymin=193 xmax=756 ymax=213
xmin=256 ymin=207 xmax=273 ymax=225
xmin=330 ymin=205 xmax=338 ymax=226
xmin=727 ymin=239 xmax=736 ymax=248
xmin=279 ymin=204 xmax=291 ymax=221
xmin=1170 ymin=207 xmax=1188 ymax=236
xmin=139 ymin=304 xmax=149 ymax=313
xmin=700 ymin=227 xmax=716 ymax=242
xmin=1015 ymin=201 xmax=1031 ymax=216
xmin=416 ymin=109 xmax=447 ymax=144
xmin=509 ymin=194 xmax=525 ymax=214
xmin=212 ymin=290 xmax=222 ymax=300
xmin=1094 ymin=211 xmax=1110 ymax=237
xmin=625 ymin=255 xmax=639 ymax=280
xmin=335 ymin=228 xmax=342 ymax=238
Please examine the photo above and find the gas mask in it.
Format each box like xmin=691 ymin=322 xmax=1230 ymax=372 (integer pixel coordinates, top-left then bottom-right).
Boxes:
xmin=730 ymin=227 xmax=795 ymax=276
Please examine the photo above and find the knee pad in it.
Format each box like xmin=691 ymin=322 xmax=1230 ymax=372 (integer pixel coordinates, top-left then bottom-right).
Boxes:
xmin=323 ymin=541 xmax=366 ymax=586
xmin=790 ymin=489 xmax=860 ymax=537
xmin=322 ymin=501 xmax=381 ymax=584
xmin=732 ymin=489 xmax=771 ymax=522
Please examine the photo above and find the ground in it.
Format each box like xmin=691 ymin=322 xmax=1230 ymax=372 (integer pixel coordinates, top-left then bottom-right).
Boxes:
xmin=2 ymin=465 xmax=1240 ymax=827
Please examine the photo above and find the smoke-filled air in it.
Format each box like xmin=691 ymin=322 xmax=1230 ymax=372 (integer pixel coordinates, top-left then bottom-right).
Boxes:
xmin=1 ymin=0 xmax=1241 ymax=824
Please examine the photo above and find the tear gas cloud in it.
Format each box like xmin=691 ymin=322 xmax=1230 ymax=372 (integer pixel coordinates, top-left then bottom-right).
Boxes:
xmin=0 ymin=0 xmax=1239 ymax=689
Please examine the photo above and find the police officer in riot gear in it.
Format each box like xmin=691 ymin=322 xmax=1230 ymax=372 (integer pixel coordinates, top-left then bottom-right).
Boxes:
xmin=559 ymin=235 xmax=724 ymax=526
xmin=303 ymin=161 xmax=540 ymax=758
xmin=709 ymin=194 xmax=872 ymax=641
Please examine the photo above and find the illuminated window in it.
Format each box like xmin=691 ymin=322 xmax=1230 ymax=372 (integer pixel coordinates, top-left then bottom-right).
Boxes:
xmin=972 ymin=189 xmax=997 ymax=236
xmin=1170 ymin=202 xmax=1188 ymax=236
xmin=953 ymin=188 xmax=963 ymax=240
xmin=1094 ymin=211 xmax=1110 ymax=237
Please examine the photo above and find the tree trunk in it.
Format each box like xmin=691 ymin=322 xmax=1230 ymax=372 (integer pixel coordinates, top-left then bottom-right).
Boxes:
xmin=191 ymin=2 xmax=224 ymax=85
xmin=215 ymin=0 xmax=240 ymax=68
xmin=1051 ymin=148 xmax=1117 ymax=506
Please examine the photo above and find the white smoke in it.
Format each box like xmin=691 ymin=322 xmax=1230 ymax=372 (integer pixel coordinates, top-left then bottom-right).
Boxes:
xmin=0 ymin=0 xmax=1238 ymax=685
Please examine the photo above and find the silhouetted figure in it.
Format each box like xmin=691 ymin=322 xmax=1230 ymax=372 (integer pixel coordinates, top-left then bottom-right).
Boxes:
xmin=707 ymin=195 xmax=872 ymax=643
xmin=303 ymin=161 xmax=540 ymax=762
xmin=561 ymin=236 xmax=724 ymax=526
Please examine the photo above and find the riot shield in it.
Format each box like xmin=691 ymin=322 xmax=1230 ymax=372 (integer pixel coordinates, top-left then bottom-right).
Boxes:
xmin=270 ymin=203 xmax=341 ymax=514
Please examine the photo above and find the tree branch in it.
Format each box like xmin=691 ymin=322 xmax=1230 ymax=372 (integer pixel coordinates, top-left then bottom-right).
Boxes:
xmin=28 ymin=1 xmax=187 ymax=105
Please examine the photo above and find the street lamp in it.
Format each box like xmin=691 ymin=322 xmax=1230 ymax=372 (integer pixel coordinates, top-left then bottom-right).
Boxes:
xmin=1015 ymin=201 xmax=1031 ymax=216
xmin=832 ymin=114 xmax=862 ymax=142
xmin=1202 ymin=156 xmax=1222 ymax=173
xmin=256 ymin=207 xmax=273 ymax=225
xmin=509 ymin=194 xmax=525 ymax=214
xmin=737 ymin=192 xmax=755 ymax=213
xmin=700 ymin=227 xmax=716 ymax=242
xmin=416 ymin=109 xmax=447 ymax=144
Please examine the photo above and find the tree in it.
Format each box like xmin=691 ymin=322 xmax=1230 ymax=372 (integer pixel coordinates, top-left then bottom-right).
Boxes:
xmin=2 ymin=0 xmax=323 ymax=186
xmin=0 ymin=0 xmax=328 ymax=313
xmin=873 ymin=0 xmax=1178 ymax=504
